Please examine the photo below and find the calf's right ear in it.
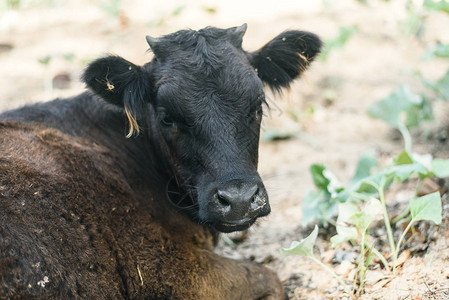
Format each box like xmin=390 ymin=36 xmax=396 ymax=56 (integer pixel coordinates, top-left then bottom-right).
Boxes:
xmin=82 ymin=56 xmax=151 ymax=137
xmin=249 ymin=31 xmax=322 ymax=92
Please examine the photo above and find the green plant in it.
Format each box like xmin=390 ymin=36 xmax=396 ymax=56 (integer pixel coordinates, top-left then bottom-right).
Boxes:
xmin=320 ymin=26 xmax=358 ymax=61
xmin=367 ymin=85 xmax=434 ymax=152
xmin=301 ymin=152 xmax=377 ymax=226
xmin=291 ymin=150 xmax=445 ymax=294
xmin=331 ymin=150 xmax=444 ymax=273
xmin=296 ymin=143 xmax=449 ymax=293
xmin=282 ymin=226 xmax=350 ymax=293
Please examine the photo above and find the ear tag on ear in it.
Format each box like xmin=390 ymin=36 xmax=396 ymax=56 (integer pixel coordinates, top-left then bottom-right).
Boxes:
xmin=99 ymin=73 xmax=115 ymax=91
xmin=106 ymin=81 xmax=115 ymax=91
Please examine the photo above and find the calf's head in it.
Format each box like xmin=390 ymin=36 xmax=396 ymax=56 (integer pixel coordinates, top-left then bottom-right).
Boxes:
xmin=83 ymin=25 xmax=321 ymax=232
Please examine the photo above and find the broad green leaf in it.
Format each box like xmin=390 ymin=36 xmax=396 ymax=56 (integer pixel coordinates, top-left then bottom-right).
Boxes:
xmin=330 ymin=234 xmax=347 ymax=247
xmin=356 ymin=180 xmax=380 ymax=194
xmin=337 ymin=158 xmax=430 ymax=205
xmin=357 ymin=172 xmax=392 ymax=193
xmin=331 ymin=225 xmax=359 ymax=247
xmin=350 ymin=152 xmax=378 ymax=184
xmin=336 ymin=201 xmax=359 ymax=224
xmin=337 ymin=200 xmax=379 ymax=233
xmin=324 ymin=169 xmax=344 ymax=195
xmin=302 ymin=164 xmax=343 ymax=226
xmin=301 ymin=190 xmax=338 ymax=226
xmin=334 ymin=189 xmax=352 ymax=203
xmin=404 ymin=96 xmax=434 ymax=127
xmin=334 ymin=152 xmax=380 ymax=203
xmin=367 ymin=85 xmax=432 ymax=128
xmin=282 ymin=225 xmax=318 ymax=257
xmin=310 ymin=164 xmax=330 ymax=190
xmin=350 ymin=211 xmax=371 ymax=232
xmin=363 ymin=198 xmax=383 ymax=220
xmin=424 ymin=0 xmax=449 ymax=14
xmin=313 ymin=166 xmax=331 ymax=191
xmin=302 ymin=190 xmax=327 ymax=226
xmin=367 ymin=85 xmax=419 ymax=127
xmin=410 ymin=192 xmax=442 ymax=224
xmin=432 ymin=158 xmax=449 ymax=178
xmin=395 ymin=150 xmax=414 ymax=165
xmin=335 ymin=172 xmax=386 ymax=203
xmin=384 ymin=163 xmax=429 ymax=181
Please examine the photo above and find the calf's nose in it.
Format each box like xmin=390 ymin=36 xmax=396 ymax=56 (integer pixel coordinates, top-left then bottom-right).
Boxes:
xmin=214 ymin=183 xmax=265 ymax=219
xmin=217 ymin=184 xmax=258 ymax=208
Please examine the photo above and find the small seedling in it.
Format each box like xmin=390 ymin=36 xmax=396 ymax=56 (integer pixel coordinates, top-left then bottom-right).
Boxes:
xmin=282 ymin=225 xmax=350 ymax=293
xmin=330 ymin=153 xmax=444 ymax=274
xmin=394 ymin=191 xmax=441 ymax=271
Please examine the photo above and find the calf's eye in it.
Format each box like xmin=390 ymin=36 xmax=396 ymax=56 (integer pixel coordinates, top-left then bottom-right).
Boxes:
xmin=255 ymin=107 xmax=263 ymax=121
xmin=161 ymin=115 xmax=176 ymax=128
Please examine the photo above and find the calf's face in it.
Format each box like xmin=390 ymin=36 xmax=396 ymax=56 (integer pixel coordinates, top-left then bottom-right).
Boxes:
xmin=83 ymin=25 xmax=321 ymax=232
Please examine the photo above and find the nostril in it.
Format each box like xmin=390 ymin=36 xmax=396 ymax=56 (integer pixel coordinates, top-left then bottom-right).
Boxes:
xmin=251 ymin=188 xmax=259 ymax=203
xmin=216 ymin=190 xmax=231 ymax=207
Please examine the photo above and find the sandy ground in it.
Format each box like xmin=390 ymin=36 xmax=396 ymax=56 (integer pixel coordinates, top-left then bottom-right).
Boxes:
xmin=1 ymin=0 xmax=449 ymax=298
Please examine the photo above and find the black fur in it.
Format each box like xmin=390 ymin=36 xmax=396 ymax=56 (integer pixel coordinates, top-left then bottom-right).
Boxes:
xmin=249 ymin=31 xmax=322 ymax=91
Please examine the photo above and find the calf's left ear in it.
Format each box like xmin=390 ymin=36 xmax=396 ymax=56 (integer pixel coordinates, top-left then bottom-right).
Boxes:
xmin=82 ymin=56 xmax=151 ymax=137
xmin=248 ymin=31 xmax=322 ymax=91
